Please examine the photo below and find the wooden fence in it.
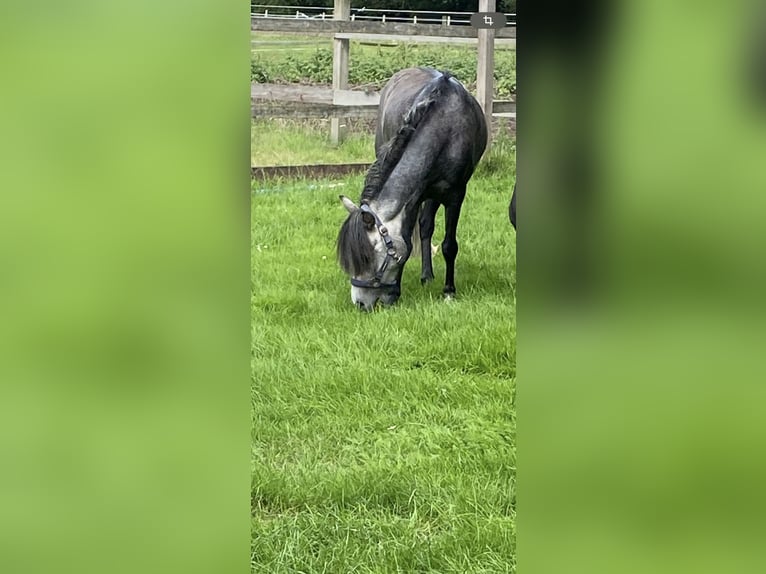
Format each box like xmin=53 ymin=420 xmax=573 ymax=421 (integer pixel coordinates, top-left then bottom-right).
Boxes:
xmin=251 ymin=84 xmax=515 ymax=119
xmin=251 ymin=0 xmax=514 ymax=150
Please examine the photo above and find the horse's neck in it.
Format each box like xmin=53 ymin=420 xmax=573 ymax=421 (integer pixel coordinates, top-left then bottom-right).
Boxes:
xmin=370 ymin=150 xmax=435 ymax=234
xmin=369 ymin=187 xmax=421 ymax=243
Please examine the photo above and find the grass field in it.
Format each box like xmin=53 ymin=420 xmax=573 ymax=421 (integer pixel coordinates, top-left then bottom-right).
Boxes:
xmin=252 ymin=118 xmax=375 ymax=166
xmin=252 ymin=151 xmax=517 ymax=571
xmin=251 ymin=117 xmax=516 ymax=167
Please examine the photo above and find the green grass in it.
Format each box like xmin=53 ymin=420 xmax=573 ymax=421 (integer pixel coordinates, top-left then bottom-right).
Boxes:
xmin=252 ymin=117 xmax=516 ymax=167
xmin=252 ymin=159 xmax=516 ymax=572
xmin=252 ymin=118 xmax=375 ymax=166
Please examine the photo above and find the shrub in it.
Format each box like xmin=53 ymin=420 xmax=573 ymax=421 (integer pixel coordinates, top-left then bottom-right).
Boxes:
xmin=297 ymin=49 xmax=333 ymax=84
xmin=251 ymin=56 xmax=271 ymax=83
xmin=251 ymin=41 xmax=516 ymax=97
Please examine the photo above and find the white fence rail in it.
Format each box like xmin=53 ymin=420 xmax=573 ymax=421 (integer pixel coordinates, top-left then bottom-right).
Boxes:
xmin=251 ymin=4 xmax=517 ymax=26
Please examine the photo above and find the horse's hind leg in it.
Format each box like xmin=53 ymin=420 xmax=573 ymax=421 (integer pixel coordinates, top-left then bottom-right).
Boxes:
xmin=442 ymin=200 xmax=464 ymax=297
xmin=419 ymin=199 xmax=439 ymax=284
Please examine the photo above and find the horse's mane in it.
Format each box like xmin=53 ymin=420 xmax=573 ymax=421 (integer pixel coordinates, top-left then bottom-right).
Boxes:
xmin=337 ymin=209 xmax=376 ymax=276
xmin=337 ymin=70 xmax=453 ymax=276
xmin=361 ymin=70 xmax=452 ymax=202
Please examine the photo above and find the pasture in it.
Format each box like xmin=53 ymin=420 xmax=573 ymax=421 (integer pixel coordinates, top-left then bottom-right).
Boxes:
xmin=252 ymin=26 xmax=516 ymax=572
xmin=251 ymin=164 xmax=517 ymax=572
xmin=251 ymin=117 xmax=516 ymax=167
xmin=252 ymin=118 xmax=374 ymax=166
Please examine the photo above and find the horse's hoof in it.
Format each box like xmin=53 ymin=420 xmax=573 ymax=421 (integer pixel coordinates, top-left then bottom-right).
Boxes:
xmin=444 ymin=293 xmax=455 ymax=302
xmin=421 ymin=276 xmax=434 ymax=285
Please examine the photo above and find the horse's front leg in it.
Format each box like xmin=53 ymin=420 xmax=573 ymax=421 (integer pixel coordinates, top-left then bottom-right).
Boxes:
xmin=442 ymin=200 xmax=464 ymax=297
xmin=419 ymin=199 xmax=439 ymax=284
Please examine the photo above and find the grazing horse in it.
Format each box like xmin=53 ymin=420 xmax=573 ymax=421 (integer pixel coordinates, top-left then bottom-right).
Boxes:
xmin=337 ymin=67 xmax=487 ymax=311
xmin=509 ymin=183 xmax=516 ymax=229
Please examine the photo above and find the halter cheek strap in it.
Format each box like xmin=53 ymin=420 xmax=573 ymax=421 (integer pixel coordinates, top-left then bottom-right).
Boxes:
xmin=350 ymin=204 xmax=402 ymax=289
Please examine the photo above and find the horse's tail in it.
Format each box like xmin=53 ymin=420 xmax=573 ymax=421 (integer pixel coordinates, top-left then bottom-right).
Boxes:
xmin=410 ymin=208 xmax=421 ymax=259
xmin=402 ymin=70 xmax=454 ymax=130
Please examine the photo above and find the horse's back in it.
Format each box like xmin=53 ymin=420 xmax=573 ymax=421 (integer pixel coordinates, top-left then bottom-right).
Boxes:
xmin=375 ymin=68 xmax=439 ymax=150
xmin=375 ymin=67 xmax=487 ymax=172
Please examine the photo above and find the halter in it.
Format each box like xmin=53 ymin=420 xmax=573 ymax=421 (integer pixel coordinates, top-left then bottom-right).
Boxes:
xmin=350 ymin=203 xmax=403 ymax=289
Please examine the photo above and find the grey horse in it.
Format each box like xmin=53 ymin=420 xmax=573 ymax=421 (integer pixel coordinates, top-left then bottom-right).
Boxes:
xmin=337 ymin=67 xmax=487 ymax=311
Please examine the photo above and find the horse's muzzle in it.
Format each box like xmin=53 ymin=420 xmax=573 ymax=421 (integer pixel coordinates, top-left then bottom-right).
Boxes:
xmin=379 ymin=290 xmax=400 ymax=307
xmin=352 ymin=285 xmax=400 ymax=312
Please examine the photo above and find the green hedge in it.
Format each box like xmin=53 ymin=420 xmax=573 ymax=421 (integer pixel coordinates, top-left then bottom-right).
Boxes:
xmin=251 ymin=44 xmax=516 ymax=97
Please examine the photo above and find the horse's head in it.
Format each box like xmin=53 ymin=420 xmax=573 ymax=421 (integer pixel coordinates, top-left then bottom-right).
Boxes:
xmin=336 ymin=195 xmax=410 ymax=311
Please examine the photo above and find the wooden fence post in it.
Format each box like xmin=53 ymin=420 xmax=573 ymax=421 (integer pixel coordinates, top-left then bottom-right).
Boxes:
xmin=476 ymin=0 xmax=496 ymax=154
xmin=331 ymin=0 xmax=351 ymax=145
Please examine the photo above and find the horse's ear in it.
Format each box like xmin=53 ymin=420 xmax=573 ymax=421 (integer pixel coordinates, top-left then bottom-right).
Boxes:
xmin=339 ymin=195 xmax=358 ymax=213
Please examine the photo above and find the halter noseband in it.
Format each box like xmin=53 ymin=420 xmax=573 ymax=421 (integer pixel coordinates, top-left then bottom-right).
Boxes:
xmin=350 ymin=203 xmax=403 ymax=289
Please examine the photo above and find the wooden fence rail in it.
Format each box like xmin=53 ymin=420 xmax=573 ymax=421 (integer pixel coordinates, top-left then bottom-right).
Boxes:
xmin=251 ymin=84 xmax=515 ymax=119
xmin=251 ymin=17 xmax=516 ymax=39
xmin=252 ymin=101 xmax=516 ymax=119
